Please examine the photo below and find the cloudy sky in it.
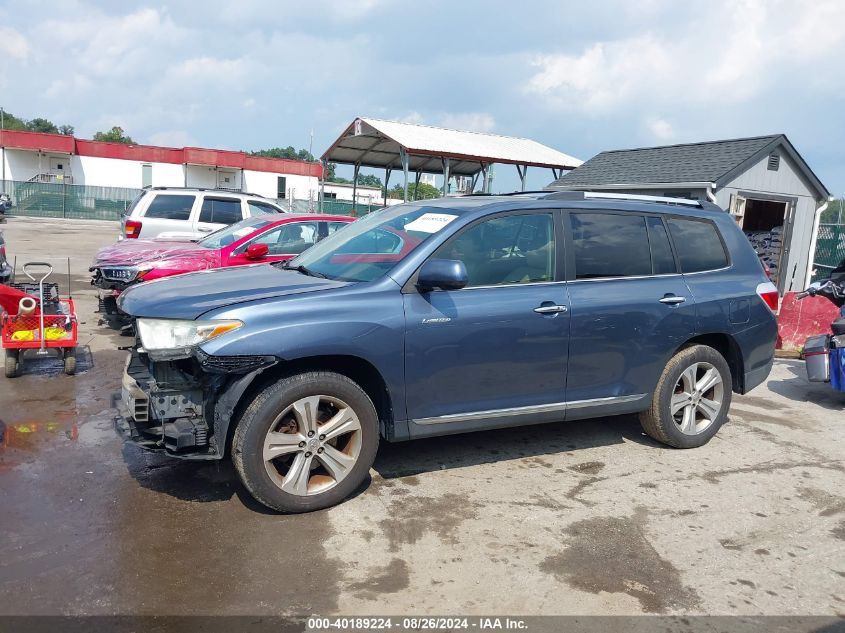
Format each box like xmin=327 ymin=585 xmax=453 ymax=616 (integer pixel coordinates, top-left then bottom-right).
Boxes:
xmin=0 ymin=0 xmax=843 ymax=193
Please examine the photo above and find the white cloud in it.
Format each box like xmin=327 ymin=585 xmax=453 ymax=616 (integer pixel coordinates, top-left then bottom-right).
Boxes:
xmin=148 ymin=130 xmax=197 ymax=147
xmin=0 ymin=27 xmax=29 ymax=60
xmin=646 ymin=117 xmax=675 ymax=142
xmin=526 ymin=0 xmax=845 ymax=113
xmin=439 ymin=112 xmax=496 ymax=133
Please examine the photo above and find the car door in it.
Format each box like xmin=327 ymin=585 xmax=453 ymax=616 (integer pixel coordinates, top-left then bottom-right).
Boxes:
xmin=403 ymin=210 xmax=571 ymax=437
xmin=194 ymin=196 xmax=245 ymax=237
xmin=228 ymin=220 xmax=325 ymax=266
xmin=563 ymin=211 xmax=696 ymax=418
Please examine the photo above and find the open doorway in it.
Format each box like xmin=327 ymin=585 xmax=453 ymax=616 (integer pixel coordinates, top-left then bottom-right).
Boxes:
xmin=739 ymin=198 xmax=789 ymax=289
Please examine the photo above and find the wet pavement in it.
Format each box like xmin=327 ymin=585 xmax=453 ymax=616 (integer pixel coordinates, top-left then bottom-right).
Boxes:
xmin=0 ymin=217 xmax=843 ymax=616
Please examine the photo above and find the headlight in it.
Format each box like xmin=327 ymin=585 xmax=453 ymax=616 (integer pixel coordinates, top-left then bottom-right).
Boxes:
xmin=136 ymin=318 xmax=243 ymax=360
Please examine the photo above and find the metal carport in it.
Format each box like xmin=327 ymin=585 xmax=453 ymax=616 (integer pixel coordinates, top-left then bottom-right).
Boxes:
xmin=320 ymin=117 xmax=582 ymax=208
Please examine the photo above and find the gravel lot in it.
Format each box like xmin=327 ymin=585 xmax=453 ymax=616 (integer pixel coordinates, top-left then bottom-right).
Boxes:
xmin=0 ymin=216 xmax=843 ymax=617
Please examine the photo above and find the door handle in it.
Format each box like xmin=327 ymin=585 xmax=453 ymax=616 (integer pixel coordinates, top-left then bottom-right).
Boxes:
xmin=534 ymin=304 xmax=568 ymax=314
xmin=197 ymin=227 xmax=213 ymax=232
xmin=659 ymin=296 xmax=686 ymax=305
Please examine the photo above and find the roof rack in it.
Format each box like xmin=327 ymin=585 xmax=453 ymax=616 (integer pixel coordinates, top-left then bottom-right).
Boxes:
xmin=144 ymin=186 xmax=268 ymax=198
xmin=544 ymin=191 xmax=703 ymax=208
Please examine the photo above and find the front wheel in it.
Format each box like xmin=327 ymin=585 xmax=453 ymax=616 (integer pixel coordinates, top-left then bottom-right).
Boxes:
xmin=232 ymin=371 xmax=379 ymax=513
xmin=639 ymin=344 xmax=732 ymax=448
xmin=4 ymin=349 xmax=19 ymax=378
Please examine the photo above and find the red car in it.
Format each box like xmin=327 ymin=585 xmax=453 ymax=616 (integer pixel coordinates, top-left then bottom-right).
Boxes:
xmin=91 ymin=213 xmax=353 ymax=317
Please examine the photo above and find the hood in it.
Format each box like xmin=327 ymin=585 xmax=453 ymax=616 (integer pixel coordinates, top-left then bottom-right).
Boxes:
xmin=92 ymin=239 xmax=202 ymax=268
xmin=118 ymin=264 xmax=350 ymax=319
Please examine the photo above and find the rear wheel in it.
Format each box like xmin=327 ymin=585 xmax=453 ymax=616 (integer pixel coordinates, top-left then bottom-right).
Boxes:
xmin=232 ymin=371 xmax=379 ymax=513
xmin=63 ymin=349 xmax=76 ymax=375
xmin=639 ymin=344 xmax=732 ymax=448
xmin=4 ymin=349 xmax=18 ymax=378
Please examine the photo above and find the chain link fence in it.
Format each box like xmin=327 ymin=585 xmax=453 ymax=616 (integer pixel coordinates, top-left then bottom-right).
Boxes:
xmin=812 ymin=223 xmax=845 ymax=281
xmin=281 ymin=197 xmax=384 ymax=216
xmin=0 ymin=179 xmax=388 ymax=222
xmin=1 ymin=180 xmax=141 ymax=221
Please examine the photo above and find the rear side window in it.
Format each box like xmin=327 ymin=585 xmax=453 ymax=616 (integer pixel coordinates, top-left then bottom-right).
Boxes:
xmin=646 ymin=217 xmax=677 ymax=275
xmin=200 ymin=198 xmax=242 ymax=225
xmin=144 ymin=194 xmax=195 ymax=221
xmin=571 ymin=213 xmax=651 ymax=279
xmin=667 ymin=218 xmax=728 ymax=272
xmin=247 ymin=200 xmax=283 ymax=216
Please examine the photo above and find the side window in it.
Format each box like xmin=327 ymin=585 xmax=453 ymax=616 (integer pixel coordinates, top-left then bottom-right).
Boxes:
xmin=667 ymin=218 xmax=729 ymax=272
xmin=199 ymin=198 xmax=242 ymax=225
xmin=646 ymin=216 xmax=677 ymax=275
xmin=571 ymin=213 xmax=651 ymax=279
xmin=433 ymin=213 xmax=555 ymax=287
xmin=143 ymin=194 xmax=195 ymax=221
xmin=247 ymin=200 xmax=283 ymax=216
xmin=327 ymin=222 xmax=348 ymax=234
xmin=249 ymin=222 xmax=320 ymax=255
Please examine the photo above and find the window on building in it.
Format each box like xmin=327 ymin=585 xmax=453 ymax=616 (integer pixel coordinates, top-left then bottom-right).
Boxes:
xmin=277 ymin=176 xmax=287 ymax=199
xmin=199 ymin=197 xmax=243 ymax=225
xmin=667 ymin=219 xmax=729 ymax=273
xmin=141 ymin=164 xmax=153 ymax=188
xmin=434 ymin=213 xmax=555 ymax=287
xmin=144 ymin=194 xmax=196 ymax=221
xmin=646 ymin=216 xmax=677 ymax=275
xmin=323 ymin=192 xmax=338 ymax=200
xmin=571 ymin=213 xmax=651 ymax=279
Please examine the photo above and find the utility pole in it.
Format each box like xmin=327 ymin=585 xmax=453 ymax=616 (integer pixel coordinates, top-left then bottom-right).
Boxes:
xmin=1 ymin=106 xmax=5 ymax=191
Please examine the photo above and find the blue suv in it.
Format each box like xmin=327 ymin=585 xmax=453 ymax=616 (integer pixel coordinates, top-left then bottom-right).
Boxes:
xmin=117 ymin=192 xmax=779 ymax=512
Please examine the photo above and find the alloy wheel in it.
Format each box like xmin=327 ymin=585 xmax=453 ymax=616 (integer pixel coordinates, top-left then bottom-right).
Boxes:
xmin=671 ymin=361 xmax=725 ymax=435
xmin=263 ymin=395 xmax=362 ymax=496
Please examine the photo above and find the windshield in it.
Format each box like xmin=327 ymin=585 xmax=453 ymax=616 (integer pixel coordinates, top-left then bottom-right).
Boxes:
xmin=289 ymin=204 xmax=466 ymax=282
xmin=198 ymin=215 xmax=274 ymax=249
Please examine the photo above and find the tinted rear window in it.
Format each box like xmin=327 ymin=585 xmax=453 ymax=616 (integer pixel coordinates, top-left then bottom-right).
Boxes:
xmin=571 ymin=213 xmax=651 ymax=279
xmin=199 ymin=198 xmax=242 ymax=225
xmin=646 ymin=216 xmax=677 ymax=275
xmin=667 ymin=218 xmax=729 ymax=272
xmin=144 ymin=194 xmax=195 ymax=221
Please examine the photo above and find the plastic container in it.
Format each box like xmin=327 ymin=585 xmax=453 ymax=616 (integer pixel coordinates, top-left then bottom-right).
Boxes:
xmin=804 ymin=335 xmax=830 ymax=383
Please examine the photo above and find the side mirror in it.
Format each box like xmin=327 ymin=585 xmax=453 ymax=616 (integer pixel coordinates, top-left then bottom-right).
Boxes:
xmin=245 ymin=243 xmax=269 ymax=260
xmin=417 ymin=259 xmax=468 ymax=292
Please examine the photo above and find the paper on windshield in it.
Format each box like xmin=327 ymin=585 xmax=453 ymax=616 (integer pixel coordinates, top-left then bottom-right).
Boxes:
xmin=404 ymin=213 xmax=459 ymax=234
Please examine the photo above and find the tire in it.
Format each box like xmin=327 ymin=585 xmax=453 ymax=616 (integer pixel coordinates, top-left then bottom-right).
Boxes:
xmin=63 ymin=350 xmax=76 ymax=375
xmin=4 ymin=350 xmax=18 ymax=378
xmin=232 ymin=371 xmax=379 ymax=513
xmin=639 ymin=344 xmax=732 ymax=448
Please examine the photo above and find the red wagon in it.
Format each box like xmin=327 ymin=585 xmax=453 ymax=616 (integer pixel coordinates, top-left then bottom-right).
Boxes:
xmin=1 ymin=262 xmax=78 ymax=377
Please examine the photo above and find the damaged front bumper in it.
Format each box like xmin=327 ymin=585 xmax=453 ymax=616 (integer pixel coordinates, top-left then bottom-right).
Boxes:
xmin=115 ymin=346 xmax=277 ymax=460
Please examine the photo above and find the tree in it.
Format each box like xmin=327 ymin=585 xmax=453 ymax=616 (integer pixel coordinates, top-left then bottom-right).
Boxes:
xmin=356 ymin=174 xmax=383 ymax=188
xmin=822 ymin=198 xmax=844 ymax=224
xmin=387 ymin=182 xmax=441 ymax=200
xmin=250 ymin=146 xmax=316 ymax=162
xmin=0 ymin=112 xmax=26 ymax=131
xmin=93 ymin=126 xmax=135 ymax=144
xmin=58 ymin=125 xmax=75 ymax=136
xmin=26 ymin=118 xmax=60 ymax=134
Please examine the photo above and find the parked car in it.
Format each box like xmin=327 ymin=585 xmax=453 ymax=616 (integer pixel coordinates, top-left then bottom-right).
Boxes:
xmin=116 ymin=191 xmax=778 ymax=513
xmin=0 ymin=232 xmax=11 ymax=284
xmin=120 ymin=187 xmax=288 ymax=240
xmin=92 ymin=213 xmax=353 ymax=319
